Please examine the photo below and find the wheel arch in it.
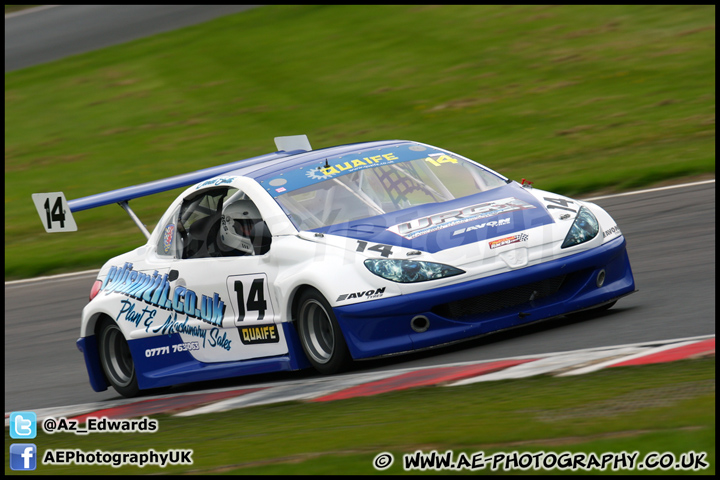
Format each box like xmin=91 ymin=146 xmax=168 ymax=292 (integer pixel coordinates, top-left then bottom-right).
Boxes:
xmin=91 ymin=313 xmax=119 ymax=385
xmin=291 ymin=285 xmax=352 ymax=374
xmin=91 ymin=312 xmax=114 ymax=337
xmin=94 ymin=314 xmax=140 ymax=397
xmin=77 ymin=312 xmax=116 ymax=392
xmin=289 ymin=284 xmax=323 ymax=325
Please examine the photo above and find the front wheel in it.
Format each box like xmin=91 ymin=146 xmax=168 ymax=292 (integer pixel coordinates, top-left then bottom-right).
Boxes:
xmin=296 ymin=289 xmax=351 ymax=375
xmin=96 ymin=318 xmax=140 ymax=397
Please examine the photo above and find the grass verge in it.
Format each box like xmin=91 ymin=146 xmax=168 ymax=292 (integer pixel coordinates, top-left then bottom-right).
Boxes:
xmin=4 ymin=5 xmax=41 ymax=15
xmin=4 ymin=357 xmax=715 ymax=474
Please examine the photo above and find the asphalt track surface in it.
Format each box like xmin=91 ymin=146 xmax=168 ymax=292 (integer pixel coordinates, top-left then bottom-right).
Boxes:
xmin=5 ymin=5 xmax=259 ymax=72
xmin=5 ymin=182 xmax=715 ymax=412
xmin=4 ymin=6 xmax=715 ymax=412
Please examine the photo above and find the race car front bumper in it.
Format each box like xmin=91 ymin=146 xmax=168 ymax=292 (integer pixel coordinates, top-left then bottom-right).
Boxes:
xmin=333 ymin=235 xmax=636 ymax=360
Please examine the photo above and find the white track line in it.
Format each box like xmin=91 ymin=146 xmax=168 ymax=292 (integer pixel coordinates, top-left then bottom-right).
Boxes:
xmin=557 ymin=340 xmax=703 ymax=376
xmin=371 ymin=333 xmax=717 ymax=373
xmin=446 ymin=347 xmax=646 ymax=386
xmin=582 ymin=179 xmax=714 ymax=201
xmin=5 ymin=5 xmax=60 ymax=19
xmin=5 ymin=269 xmax=100 ymax=286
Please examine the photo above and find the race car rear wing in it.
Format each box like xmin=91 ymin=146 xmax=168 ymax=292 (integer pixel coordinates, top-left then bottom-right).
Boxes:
xmin=31 ymin=135 xmax=312 ymax=239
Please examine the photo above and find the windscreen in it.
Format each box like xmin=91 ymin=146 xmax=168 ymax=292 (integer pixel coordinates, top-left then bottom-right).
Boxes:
xmin=274 ymin=149 xmax=507 ymax=231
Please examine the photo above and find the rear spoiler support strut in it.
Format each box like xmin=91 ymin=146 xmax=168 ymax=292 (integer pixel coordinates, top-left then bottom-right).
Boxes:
xmin=118 ymin=201 xmax=151 ymax=240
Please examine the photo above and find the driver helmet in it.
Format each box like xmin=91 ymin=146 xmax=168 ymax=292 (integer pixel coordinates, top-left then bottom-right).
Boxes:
xmin=218 ymin=191 xmax=261 ymax=255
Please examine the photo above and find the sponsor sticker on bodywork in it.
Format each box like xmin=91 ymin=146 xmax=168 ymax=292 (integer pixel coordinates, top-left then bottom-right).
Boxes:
xmin=238 ymin=324 xmax=279 ymax=345
xmin=489 ymin=233 xmax=529 ymax=249
xmin=387 ymin=197 xmax=536 ymax=240
xmin=162 ymin=224 xmax=175 ymax=254
xmin=337 ymin=288 xmax=386 ymax=302
xmin=603 ymin=224 xmax=621 ymax=239
xmin=452 ymin=217 xmax=511 ymax=236
xmin=101 ymin=263 xmax=226 ymax=327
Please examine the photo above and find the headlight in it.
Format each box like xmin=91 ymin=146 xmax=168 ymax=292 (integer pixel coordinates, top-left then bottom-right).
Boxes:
xmin=561 ymin=206 xmax=599 ymax=248
xmin=364 ymin=259 xmax=464 ymax=283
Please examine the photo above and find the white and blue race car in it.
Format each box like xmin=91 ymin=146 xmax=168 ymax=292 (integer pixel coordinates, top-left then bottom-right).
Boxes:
xmin=33 ymin=135 xmax=635 ymax=396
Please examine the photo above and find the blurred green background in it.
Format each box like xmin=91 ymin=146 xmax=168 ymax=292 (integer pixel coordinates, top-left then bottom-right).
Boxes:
xmin=5 ymin=5 xmax=715 ymax=279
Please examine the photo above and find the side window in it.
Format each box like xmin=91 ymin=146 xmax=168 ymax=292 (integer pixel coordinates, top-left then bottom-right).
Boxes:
xmin=215 ymin=190 xmax=270 ymax=257
xmin=156 ymin=206 xmax=181 ymax=258
xmin=178 ymin=187 xmax=237 ymax=259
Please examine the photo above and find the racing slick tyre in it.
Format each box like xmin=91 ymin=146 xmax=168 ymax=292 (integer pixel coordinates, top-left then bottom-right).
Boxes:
xmin=296 ymin=289 xmax=352 ymax=375
xmin=96 ymin=317 xmax=140 ymax=397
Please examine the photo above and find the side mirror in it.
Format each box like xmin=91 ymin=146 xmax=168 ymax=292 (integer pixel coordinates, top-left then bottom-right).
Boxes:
xmin=250 ymin=221 xmax=272 ymax=255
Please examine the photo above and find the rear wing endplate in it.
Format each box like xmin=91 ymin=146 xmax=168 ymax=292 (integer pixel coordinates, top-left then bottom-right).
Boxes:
xmin=32 ymin=192 xmax=78 ymax=233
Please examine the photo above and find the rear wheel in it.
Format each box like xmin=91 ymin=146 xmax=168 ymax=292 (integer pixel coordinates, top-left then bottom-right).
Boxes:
xmin=296 ymin=289 xmax=351 ymax=375
xmin=97 ymin=318 xmax=140 ymax=397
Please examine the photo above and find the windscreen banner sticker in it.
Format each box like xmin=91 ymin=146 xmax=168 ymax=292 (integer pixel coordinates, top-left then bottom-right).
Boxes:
xmin=423 ymin=153 xmax=458 ymax=167
xmin=260 ymin=144 xmax=449 ymax=197
xmin=318 ymin=152 xmax=400 ymax=177
xmin=387 ymin=197 xmax=536 ymax=240
xmin=297 ymin=152 xmax=401 ymax=187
